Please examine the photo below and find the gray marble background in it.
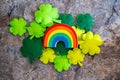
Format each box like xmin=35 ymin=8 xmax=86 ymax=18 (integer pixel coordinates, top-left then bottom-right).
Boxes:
xmin=0 ymin=0 xmax=120 ymax=80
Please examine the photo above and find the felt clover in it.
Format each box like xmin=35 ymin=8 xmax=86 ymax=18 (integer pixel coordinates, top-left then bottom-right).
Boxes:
xmin=54 ymin=55 xmax=71 ymax=72
xmin=20 ymin=37 xmax=43 ymax=64
xmin=9 ymin=18 xmax=27 ymax=36
xmin=67 ymin=48 xmax=85 ymax=66
xmin=27 ymin=21 xmax=46 ymax=39
xmin=72 ymin=26 xmax=85 ymax=44
xmin=58 ymin=14 xmax=74 ymax=26
xmin=75 ymin=13 xmax=94 ymax=32
xmin=53 ymin=41 xmax=70 ymax=55
xmin=40 ymin=48 xmax=56 ymax=64
xmin=35 ymin=4 xmax=61 ymax=27
xmin=79 ymin=31 xmax=103 ymax=55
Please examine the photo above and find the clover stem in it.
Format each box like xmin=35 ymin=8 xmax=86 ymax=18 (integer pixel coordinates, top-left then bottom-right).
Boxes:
xmin=30 ymin=35 xmax=34 ymax=40
xmin=78 ymin=62 xmax=83 ymax=67
xmin=53 ymin=19 xmax=61 ymax=23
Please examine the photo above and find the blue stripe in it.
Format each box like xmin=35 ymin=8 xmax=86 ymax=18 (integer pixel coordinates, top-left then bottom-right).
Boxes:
xmin=52 ymin=36 xmax=69 ymax=48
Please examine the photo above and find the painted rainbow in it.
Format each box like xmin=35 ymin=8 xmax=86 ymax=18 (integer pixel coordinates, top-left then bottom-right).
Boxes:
xmin=43 ymin=24 xmax=78 ymax=48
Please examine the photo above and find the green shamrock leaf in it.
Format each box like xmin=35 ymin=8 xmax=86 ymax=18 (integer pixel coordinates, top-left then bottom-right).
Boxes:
xmin=27 ymin=21 xmax=46 ymax=39
xmin=20 ymin=36 xmax=43 ymax=64
xmin=54 ymin=55 xmax=71 ymax=72
xmin=9 ymin=18 xmax=27 ymax=36
xmin=34 ymin=4 xmax=61 ymax=27
xmin=52 ymin=41 xmax=70 ymax=55
xmin=58 ymin=14 xmax=74 ymax=26
xmin=75 ymin=13 xmax=94 ymax=32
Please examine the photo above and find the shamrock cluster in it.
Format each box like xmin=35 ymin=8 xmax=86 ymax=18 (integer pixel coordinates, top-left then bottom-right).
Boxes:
xmin=9 ymin=4 xmax=103 ymax=72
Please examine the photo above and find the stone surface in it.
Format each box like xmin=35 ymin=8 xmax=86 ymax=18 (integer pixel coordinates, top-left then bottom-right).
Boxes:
xmin=0 ymin=0 xmax=120 ymax=80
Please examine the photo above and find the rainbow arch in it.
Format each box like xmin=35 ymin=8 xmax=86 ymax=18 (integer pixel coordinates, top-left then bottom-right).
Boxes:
xmin=43 ymin=24 xmax=78 ymax=48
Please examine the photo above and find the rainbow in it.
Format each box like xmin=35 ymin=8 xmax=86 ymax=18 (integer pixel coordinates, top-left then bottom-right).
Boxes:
xmin=43 ymin=24 xmax=78 ymax=48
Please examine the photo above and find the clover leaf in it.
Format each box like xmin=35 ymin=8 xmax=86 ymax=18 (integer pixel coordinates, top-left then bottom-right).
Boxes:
xmin=35 ymin=4 xmax=61 ymax=27
xmin=9 ymin=18 xmax=27 ymax=36
xmin=72 ymin=26 xmax=85 ymax=44
xmin=79 ymin=31 xmax=103 ymax=55
xmin=67 ymin=48 xmax=85 ymax=66
xmin=40 ymin=48 xmax=56 ymax=64
xmin=52 ymin=41 xmax=70 ymax=55
xmin=20 ymin=37 xmax=43 ymax=64
xmin=54 ymin=55 xmax=71 ymax=72
xmin=58 ymin=14 xmax=74 ymax=26
xmin=75 ymin=13 xmax=94 ymax=32
xmin=27 ymin=21 xmax=46 ymax=39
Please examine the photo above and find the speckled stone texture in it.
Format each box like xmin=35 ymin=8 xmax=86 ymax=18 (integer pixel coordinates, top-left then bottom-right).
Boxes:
xmin=0 ymin=0 xmax=120 ymax=80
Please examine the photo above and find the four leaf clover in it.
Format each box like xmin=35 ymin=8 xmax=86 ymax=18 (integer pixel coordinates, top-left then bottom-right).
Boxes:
xmin=67 ymin=48 xmax=85 ymax=66
xmin=9 ymin=18 xmax=27 ymax=36
xmin=40 ymin=48 xmax=56 ymax=64
xmin=35 ymin=4 xmax=61 ymax=27
xmin=27 ymin=21 xmax=46 ymax=39
xmin=79 ymin=31 xmax=103 ymax=55
xmin=58 ymin=14 xmax=74 ymax=26
xmin=75 ymin=13 xmax=94 ymax=32
xmin=54 ymin=55 xmax=71 ymax=72
xmin=20 ymin=37 xmax=43 ymax=64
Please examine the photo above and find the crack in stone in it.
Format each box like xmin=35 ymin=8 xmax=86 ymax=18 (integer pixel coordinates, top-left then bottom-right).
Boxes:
xmin=107 ymin=27 xmax=120 ymax=49
xmin=0 ymin=5 xmax=16 ymax=27
xmin=105 ymin=0 xmax=119 ymax=25
xmin=8 ymin=5 xmax=15 ymax=17
xmin=64 ymin=0 xmax=71 ymax=13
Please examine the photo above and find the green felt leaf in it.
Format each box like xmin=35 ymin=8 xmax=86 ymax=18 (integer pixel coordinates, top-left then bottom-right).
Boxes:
xmin=58 ymin=14 xmax=74 ymax=26
xmin=52 ymin=41 xmax=70 ymax=55
xmin=34 ymin=4 xmax=61 ymax=27
xmin=9 ymin=18 xmax=27 ymax=36
xmin=54 ymin=55 xmax=71 ymax=72
xmin=75 ymin=13 xmax=94 ymax=32
xmin=27 ymin=21 xmax=46 ymax=39
xmin=20 ymin=36 xmax=43 ymax=64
